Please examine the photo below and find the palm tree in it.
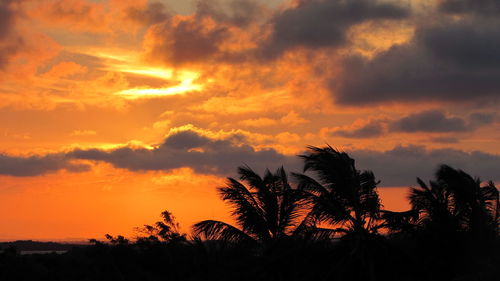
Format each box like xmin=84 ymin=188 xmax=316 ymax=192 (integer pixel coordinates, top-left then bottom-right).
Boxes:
xmin=293 ymin=146 xmax=415 ymax=281
xmin=409 ymin=165 xmax=499 ymax=240
xmin=293 ymin=145 xmax=383 ymax=238
xmin=193 ymin=165 xmax=308 ymax=244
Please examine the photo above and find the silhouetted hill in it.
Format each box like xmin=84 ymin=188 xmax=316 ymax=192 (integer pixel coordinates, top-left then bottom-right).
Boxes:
xmin=0 ymin=240 xmax=84 ymax=252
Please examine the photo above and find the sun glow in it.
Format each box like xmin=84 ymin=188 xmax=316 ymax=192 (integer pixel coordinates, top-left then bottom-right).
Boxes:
xmin=119 ymin=68 xmax=174 ymax=80
xmin=116 ymin=78 xmax=203 ymax=99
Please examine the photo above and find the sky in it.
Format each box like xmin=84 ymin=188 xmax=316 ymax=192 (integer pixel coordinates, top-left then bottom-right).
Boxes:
xmin=0 ymin=0 xmax=499 ymax=241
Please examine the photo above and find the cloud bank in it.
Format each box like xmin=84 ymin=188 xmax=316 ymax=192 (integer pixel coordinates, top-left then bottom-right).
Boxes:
xmin=1 ymin=129 xmax=499 ymax=187
xmin=332 ymin=1 xmax=500 ymax=105
xmin=330 ymin=110 xmax=496 ymax=138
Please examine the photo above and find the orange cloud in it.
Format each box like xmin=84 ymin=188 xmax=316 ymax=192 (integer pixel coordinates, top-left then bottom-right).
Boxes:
xmin=42 ymin=61 xmax=88 ymax=79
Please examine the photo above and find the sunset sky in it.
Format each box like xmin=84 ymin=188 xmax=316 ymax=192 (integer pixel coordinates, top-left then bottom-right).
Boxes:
xmin=0 ymin=0 xmax=499 ymax=241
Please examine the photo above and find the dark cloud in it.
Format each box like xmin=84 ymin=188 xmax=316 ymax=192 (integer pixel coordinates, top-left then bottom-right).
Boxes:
xmin=1 ymin=130 xmax=498 ymax=188
xmin=421 ymin=22 xmax=500 ymax=70
xmin=351 ymin=145 xmax=500 ymax=186
xmin=332 ymin=120 xmax=384 ymax=138
xmin=439 ymin=0 xmax=500 ymax=16
xmin=0 ymin=0 xmax=22 ymax=69
xmin=469 ymin=112 xmax=496 ymax=127
xmin=0 ymin=0 xmax=15 ymax=40
xmin=146 ymin=15 xmax=231 ymax=65
xmin=333 ymin=16 xmax=500 ymax=105
xmin=70 ymin=127 xmax=500 ymax=186
xmin=429 ymin=137 xmax=460 ymax=144
xmin=330 ymin=110 xmax=494 ymax=138
xmin=144 ymin=0 xmax=266 ymax=65
xmin=0 ymin=154 xmax=90 ymax=177
xmin=389 ymin=110 xmax=468 ymax=133
xmin=126 ymin=2 xmax=171 ymax=25
xmin=69 ymin=130 xmax=302 ymax=175
xmin=388 ymin=110 xmax=494 ymax=133
xmin=259 ymin=0 xmax=409 ymax=59
xmin=196 ymin=0 xmax=264 ymax=27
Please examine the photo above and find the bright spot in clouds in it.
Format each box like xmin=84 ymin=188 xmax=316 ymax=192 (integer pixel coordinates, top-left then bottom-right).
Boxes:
xmin=115 ymin=76 xmax=203 ymax=99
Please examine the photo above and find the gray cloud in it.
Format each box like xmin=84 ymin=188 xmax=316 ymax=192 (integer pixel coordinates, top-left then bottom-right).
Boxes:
xmin=126 ymin=2 xmax=171 ymax=25
xmin=439 ymin=0 xmax=500 ymax=16
xmin=69 ymin=138 xmax=497 ymax=187
xmin=146 ymin=15 xmax=231 ymax=65
xmin=0 ymin=0 xmax=22 ymax=69
xmin=428 ymin=136 xmax=460 ymax=144
xmin=144 ymin=0 xmax=409 ymax=64
xmin=69 ymin=130 xmax=302 ymax=175
xmin=0 ymin=154 xmax=90 ymax=177
xmin=196 ymin=0 xmax=264 ymax=27
xmin=351 ymin=145 xmax=500 ymax=186
xmin=259 ymin=0 xmax=409 ymax=59
xmin=332 ymin=120 xmax=385 ymax=138
xmin=330 ymin=110 xmax=495 ymax=138
xmin=0 ymin=1 xmax=15 ymax=40
xmin=1 ymin=130 xmax=498 ymax=188
xmin=333 ymin=12 xmax=500 ymax=105
xmin=389 ymin=110 xmax=468 ymax=133
xmin=469 ymin=112 xmax=496 ymax=127
xmin=145 ymin=0 xmax=264 ymax=65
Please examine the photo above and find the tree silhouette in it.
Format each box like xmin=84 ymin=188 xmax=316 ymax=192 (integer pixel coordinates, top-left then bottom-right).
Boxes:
xmin=193 ymin=165 xmax=308 ymax=244
xmin=135 ymin=210 xmax=187 ymax=243
xmin=293 ymin=145 xmax=383 ymax=238
xmin=409 ymin=164 xmax=499 ymax=241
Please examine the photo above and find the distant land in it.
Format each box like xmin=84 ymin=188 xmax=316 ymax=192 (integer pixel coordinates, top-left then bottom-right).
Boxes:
xmin=0 ymin=240 xmax=87 ymax=252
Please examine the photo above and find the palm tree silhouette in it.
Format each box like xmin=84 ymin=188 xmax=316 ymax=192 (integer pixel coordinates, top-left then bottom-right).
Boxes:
xmin=410 ymin=165 xmax=499 ymax=240
xmin=193 ymin=165 xmax=308 ymax=244
xmin=293 ymin=145 xmax=382 ymax=238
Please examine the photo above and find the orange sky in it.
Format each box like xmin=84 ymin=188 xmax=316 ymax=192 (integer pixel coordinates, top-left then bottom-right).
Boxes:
xmin=0 ymin=0 xmax=499 ymax=241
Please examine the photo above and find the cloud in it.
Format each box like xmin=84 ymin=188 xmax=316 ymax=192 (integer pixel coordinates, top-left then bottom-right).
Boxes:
xmin=389 ymin=110 xmax=468 ymax=133
xmin=350 ymin=145 xmax=500 ymax=186
xmin=68 ymin=129 xmax=302 ymax=175
xmin=126 ymin=2 xmax=171 ymax=25
xmin=329 ymin=110 xmax=495 ymax=138
xmin=469 ymin=112 xmax=496 ymax=127
xmin=31 ymin=0 xmax=109 ymax=32
xmin=259 ymin=0 xmax=409 ymax=59
xmin=280 ymin=111 xmax=308 ymax=126
xmin=41 ymin=61 xmax=88 ymax=79
xmin=239 ymin=117 xmax=278 ymax=127
xmin=333 ymin=11 xmax=500 ymax=104
xmin=1 ymin=129 xmax=499 ymax=188
xmin=196 ymin=0 xmax=265 ymax=27
xmin=0 ymin=0 xmax=16 ymax=40
xmin=144 ymin=15 xmax=231 ymax=65
xmin=429 ymin=136 xmax=460 ymax=144
xmin=142 ymin=0 xmax=265 ymax=66
xmin=439 ymin=0 xmax=500 ymax=16
xmin=0 ymin=0 xmax=23 ymax=69
xmin=70 ymin=130 xmax=97 ymax=136
xmin=238 ymin=112 xmax=308 ymax=128
xmin=142 ymin=0 xmax=409 ymax=65
xmin=332 ymin=119 xmax=385 ymax=138
xmin=0 ymin=153 xmax=90 ymax=177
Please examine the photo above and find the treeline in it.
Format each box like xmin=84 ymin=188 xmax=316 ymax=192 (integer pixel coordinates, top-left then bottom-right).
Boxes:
xmin=0 ymin=146 xmax=498 ymax=281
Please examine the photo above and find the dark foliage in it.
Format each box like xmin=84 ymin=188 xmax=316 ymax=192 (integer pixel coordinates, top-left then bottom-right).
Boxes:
xmin=193 ymin=166 xmax=309 ymax=245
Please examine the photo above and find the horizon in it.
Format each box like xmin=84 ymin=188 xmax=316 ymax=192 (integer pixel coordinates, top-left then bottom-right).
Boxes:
xmin=1 ymin=0 xmax=499 ymax=241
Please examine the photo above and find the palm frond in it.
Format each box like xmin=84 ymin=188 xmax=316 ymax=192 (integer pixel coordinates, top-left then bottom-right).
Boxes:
xmin=219 ymin=178 xmax=270 ymax=240
xmin=193 ymin=220 xmax=255 ymax=244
